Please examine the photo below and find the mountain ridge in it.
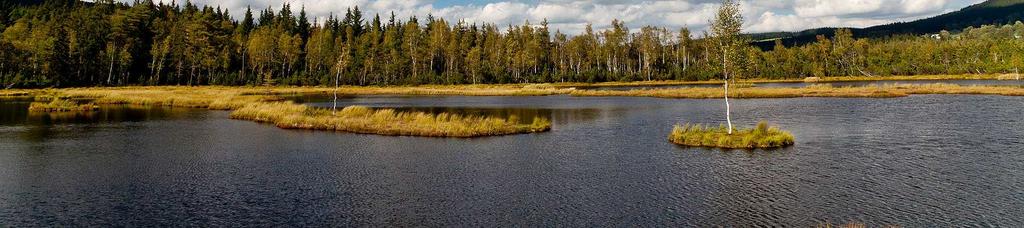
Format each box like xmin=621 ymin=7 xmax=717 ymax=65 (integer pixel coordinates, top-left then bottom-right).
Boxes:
xmin=751 ymin=0 xmax=1024 ymax=48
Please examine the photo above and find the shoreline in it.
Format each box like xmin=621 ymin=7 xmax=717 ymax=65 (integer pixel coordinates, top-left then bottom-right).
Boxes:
xmin=1 ymin=75 xmax=1023 ymax=103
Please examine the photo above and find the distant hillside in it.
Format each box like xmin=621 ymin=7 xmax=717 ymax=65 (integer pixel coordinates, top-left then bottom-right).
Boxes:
xmin=752 ymin=0 xmax=1024 ymax=48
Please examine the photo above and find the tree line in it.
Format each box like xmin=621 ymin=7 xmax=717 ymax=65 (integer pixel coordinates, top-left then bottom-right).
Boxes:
xmin=2 ymin=0 xmax=1024 ymax=88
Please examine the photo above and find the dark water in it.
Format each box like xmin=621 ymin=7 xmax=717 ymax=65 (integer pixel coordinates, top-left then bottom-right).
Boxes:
xmin=2 ymin=95 xmax=1023 ymax=226
xmin=585 ymin=79 xmax=1024 ymax=90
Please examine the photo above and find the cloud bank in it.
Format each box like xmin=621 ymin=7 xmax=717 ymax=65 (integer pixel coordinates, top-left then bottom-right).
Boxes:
xmin=140 ymin=0 xmax=985 ymax=34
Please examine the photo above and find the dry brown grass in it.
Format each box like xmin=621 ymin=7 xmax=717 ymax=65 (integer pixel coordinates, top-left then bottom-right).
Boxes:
xmin=230 ymin=102 xmax=551 ymax=137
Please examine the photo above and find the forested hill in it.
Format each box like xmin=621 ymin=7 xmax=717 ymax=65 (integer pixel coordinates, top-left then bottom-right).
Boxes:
xmin=752 ymin=0 xmax=1024 ymax=48
xmin=1 ymin=0 xmax=1023 ymax=88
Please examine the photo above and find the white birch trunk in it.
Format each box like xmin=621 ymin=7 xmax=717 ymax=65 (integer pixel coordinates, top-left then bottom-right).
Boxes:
xmin=725 ymin=79 xmax=732 ymax=134
xmin=723 ymin=48 xmax=733 ymax=134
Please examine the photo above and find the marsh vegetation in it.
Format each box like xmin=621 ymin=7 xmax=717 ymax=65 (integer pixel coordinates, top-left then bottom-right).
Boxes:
xmin=27 ymin=98 xmax=97 ymax=112
xmin=669 ymin=121 xmax=794 ymax=149
xmin=230 ymin=102 xmax=550 ymax=137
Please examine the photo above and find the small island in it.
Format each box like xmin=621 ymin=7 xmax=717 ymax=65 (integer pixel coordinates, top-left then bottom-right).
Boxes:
xmin=230 ymin=102 xmax=551 ymax=137
xmin=28 ymin=98 xmax=98 ymax=112
xmin=669 ymin=121 xmax=794 ymax=149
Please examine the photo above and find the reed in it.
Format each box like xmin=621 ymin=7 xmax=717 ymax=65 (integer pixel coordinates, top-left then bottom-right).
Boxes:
xmin=669 ymin=121 xmax=794 ymax=149
xmin=28 ymin=98 xmax=97 ymax=112
xmin=230 ymin=102 xmax=551 ymax=137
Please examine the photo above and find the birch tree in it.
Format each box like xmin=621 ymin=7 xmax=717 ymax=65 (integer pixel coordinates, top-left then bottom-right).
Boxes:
xmin=709 ymin=0 xmax=743 ymax=134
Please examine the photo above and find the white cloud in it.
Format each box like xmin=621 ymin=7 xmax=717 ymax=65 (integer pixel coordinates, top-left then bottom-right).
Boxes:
xmin=133 ymin=0 xmax=987 ymax=34
xmin=793 ymin=0 xmax=885 ymax=18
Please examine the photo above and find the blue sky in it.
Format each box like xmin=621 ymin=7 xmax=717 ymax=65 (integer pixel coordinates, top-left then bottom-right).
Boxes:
xmin=142 ymin=0 xmax=988 ymax=34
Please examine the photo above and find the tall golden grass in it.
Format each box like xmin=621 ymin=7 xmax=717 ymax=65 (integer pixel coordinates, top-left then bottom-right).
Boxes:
xmin=230 ymin=102 xmax=551 ymax=137
xmin=28 ymin=98 xmax=97 ymax=112
xmin=669 ymin=121 xmax=794 ymax=149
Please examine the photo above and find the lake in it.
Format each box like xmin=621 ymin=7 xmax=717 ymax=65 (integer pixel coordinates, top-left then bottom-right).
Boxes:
xmin=1 ymin=95 xmax=1023 ymax=226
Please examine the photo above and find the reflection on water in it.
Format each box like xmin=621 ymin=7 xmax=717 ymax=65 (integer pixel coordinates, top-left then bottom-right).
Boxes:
xmin=0 ymin=102 xmax=203 ymax=143
xmin=1 ymin=102 xmax=196 ymax=126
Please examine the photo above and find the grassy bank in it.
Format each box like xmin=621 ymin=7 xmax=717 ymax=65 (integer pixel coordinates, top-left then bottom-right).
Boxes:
xmin=230 ymin=102 xmax=550 ymax=137
xmin=813 ymin=74 xmax=1001 ymax=82
xmin=669 ymin=122 xmax=794 ymax=149
xmin=0 ymin=90 xmax=32 ymax=101
xmin=572 ymin=83 xmax=1024 ymax=99
xmin=28 ymin=99 xmax=97 ymax=112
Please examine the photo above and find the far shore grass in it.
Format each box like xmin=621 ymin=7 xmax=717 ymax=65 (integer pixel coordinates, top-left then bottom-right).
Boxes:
xmin=570 ymin=83 xmax=1024 ymax=99
xmin=669 ymin=121 xmax=794 ymax=149
xmin=551 ymin=74 xmax=1007 ymax=88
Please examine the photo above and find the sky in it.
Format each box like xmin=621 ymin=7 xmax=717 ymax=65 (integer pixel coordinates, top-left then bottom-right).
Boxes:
xmin=140 ymin=0 xmax=988 ymax=34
